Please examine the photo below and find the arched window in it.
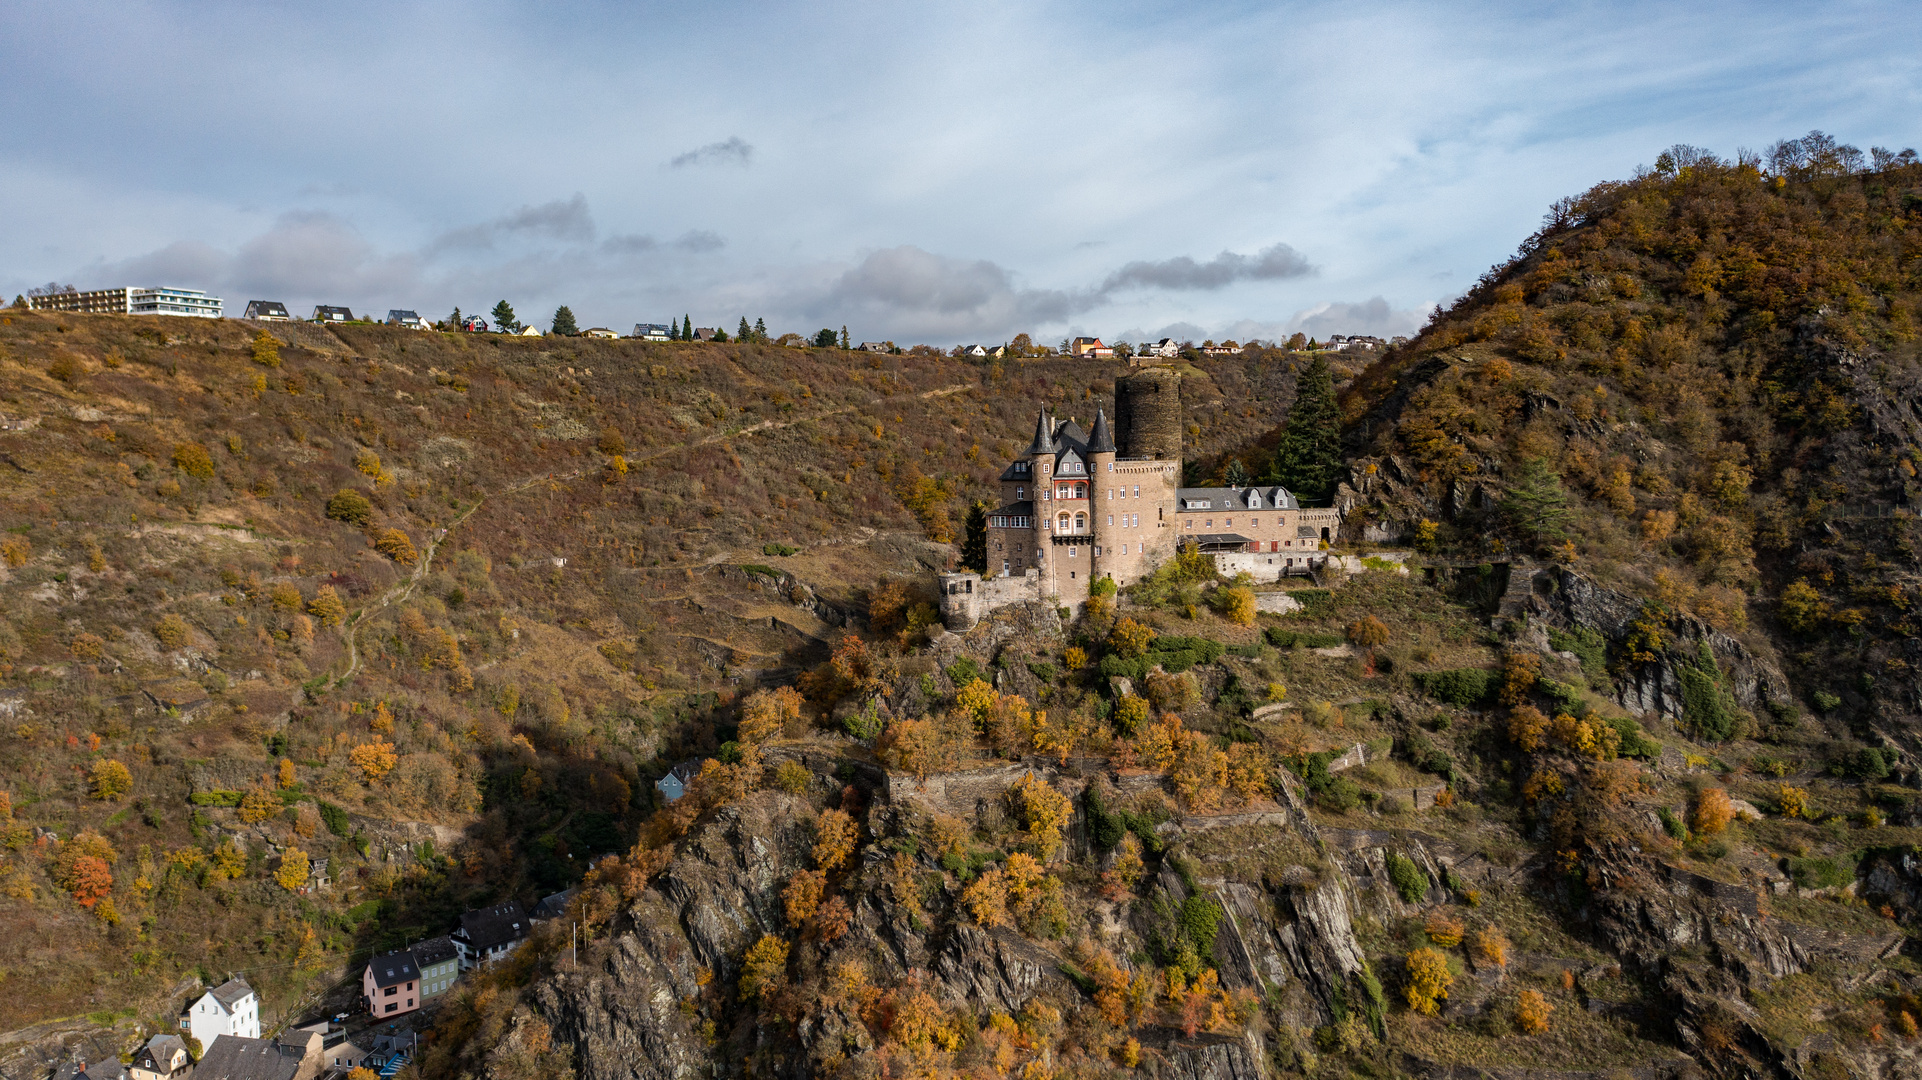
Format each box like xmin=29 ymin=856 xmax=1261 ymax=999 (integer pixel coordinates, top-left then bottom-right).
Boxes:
xmin=1057 ymin=513 xmax=1070 ymax=532
xmin=1074 ymin=512 xmax=1087 ymax=533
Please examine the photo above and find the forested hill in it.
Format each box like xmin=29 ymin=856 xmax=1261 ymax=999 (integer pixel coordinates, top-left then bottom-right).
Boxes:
xmin=1340 ymin=137 xmax=1922 ymax=724
xmin=0 ymin=311 xmax=1307 ymax=1037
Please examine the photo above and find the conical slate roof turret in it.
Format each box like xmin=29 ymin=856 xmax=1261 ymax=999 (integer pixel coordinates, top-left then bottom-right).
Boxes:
xmin=1087 ymin=408 xmax=1116 ymax=454
xmin=1027 ymin=409 xmax=1055 ymax=455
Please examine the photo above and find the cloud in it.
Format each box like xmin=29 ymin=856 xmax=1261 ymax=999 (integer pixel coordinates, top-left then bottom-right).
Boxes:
xmin=600 ymin=233 xmax=657 ymax=254
xmin=1098 ymin=243 xmax=1314 ymax=294
xmin=673 ymin=229 xmax=726 ymax=253
xmin=427 ymin=194 xmax=595 ymax=253
xmin=811 ymin=245 xmax=1088 ymax=339
xmin=1290 ymin=296 xmax=1425 ymax=339
xmin=669 ymin=136 xmax=753 ymax=169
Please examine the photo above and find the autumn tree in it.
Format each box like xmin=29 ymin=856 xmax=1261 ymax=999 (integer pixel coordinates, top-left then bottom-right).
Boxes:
xmin=308 ymin=585 xmax=347 ymax=626
xmin=326 ymin=489 xmax=374 ymax=526
xmin=1346 ymin=616 xmax=1389 ymax=648
xmin=1109 ymin=617 xmax=1156 ymax=658
xmin=89 ymin=759 xmax=132 ymax=800
xmin=739 ymin=687 xmax=804 ymax=745
xmin=250 ymin=330 xmax=281 ymax=367
xmin=238 ymin=785 xmax=279 ymax=824
xmin=375 ymin=529 xmax=419 ymax=566
xmin=68 ymin=856 xmax=113 ymax=909
xmin=1015 ymin=774 xmax=1072 ymax=860
xmin=783 ymin=869 xmax=825 ymax=927
xmin=276 ymin=848 xmax=310 ymax=891
xmin=1404 ymin=946 xmax=1452 ymax=1014
xmin=351 ymin=741 xmax=398 ymax=783
xmin=154 ymin=613 xmax=190 ymax=649
xmin=1516 ymin=989 xmax=1553 ymax=1033
xmin=740 ymin=934 xmax=789 ymax=1001
xmin=1691 ymin=787 xmax=1735 ymax=835
xmin=813 ymin=808 xmax=858 ymax=871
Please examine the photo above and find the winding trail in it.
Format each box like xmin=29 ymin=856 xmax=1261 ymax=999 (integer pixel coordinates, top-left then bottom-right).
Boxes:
xmin=332 ymin=469 xmax=582 ymax=689
xmin=320 ymin=379 xmax=974 ymax=692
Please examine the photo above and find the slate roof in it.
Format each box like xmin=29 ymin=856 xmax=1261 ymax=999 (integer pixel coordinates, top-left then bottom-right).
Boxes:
xmin=1174 ymin=486 xmax=1301 ymax=511
xmin=79 ymin=1063 xmax=130 ymax=1080
xmin=189 ymin=1036 xmax=303 ymax=1080
xmin=135 ymin=1035 xmax=186 ymax=1071
xmin=242 ymin=301 xmax=288 ymax=318
xmin=312 ymin=305 xmax=353 ymax=321
xmin=457 ymin=900 xmax=529 ymax=951
xmin=1190 ymin=533 xmax=1254 ymax=550
xmin=989 ymin=500 xmax=1034 ymax=518
xmin=412 ymin=934 xmax=458 ymax=967
xmin=368 ymin=948 xmax=419 ymax=989
xmin=531 ymin=888 xmax=577 ymax=920
xmin=1026 ymin=411 xmax=1054 ymax=455
xmin=1086 ymin=408 xmax=1116 ymax=454
xmin=210 ymin=976 xmax=255 ymax=1008
xmin=386 ymin=310 xmax=420 ymax=323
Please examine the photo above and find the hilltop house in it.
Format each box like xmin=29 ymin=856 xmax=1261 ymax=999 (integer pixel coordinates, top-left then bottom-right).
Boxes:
xmin=584 ymin=327 xmax=618 ymax=339
xmin=182 ymin=977 xmax=260 ymax=1049
xmin=385 ymin=309 xmax=428 ymax=329
xmin=129 ymin=1035 xmax=190 ymax=1080
xmin=1068 ymin=336 xmax=1116 ymax=358
xmin=692 ymin=327 xmax=718 ymax=341
xmin=859 ymin=342 xmax=891 ymax=353
xmin=1137 ymin=338 xmax=1180 ymax=359
xmin=311 ymin=305 xmax=352 ymax=323
xmin=453 ymin=901 xmax=530 ymax=970
xmin=242 ymin=301 xmax=291 ymax=321
xmin=632 ymin=323 xmax=672 ymax=340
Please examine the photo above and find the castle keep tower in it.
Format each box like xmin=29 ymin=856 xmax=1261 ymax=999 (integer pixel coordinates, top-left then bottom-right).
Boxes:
xmin=1115 ymin=367 xmax=1182 ymax=460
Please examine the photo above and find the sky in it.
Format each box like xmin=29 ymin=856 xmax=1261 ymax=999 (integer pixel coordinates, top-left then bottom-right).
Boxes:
xmin=2 ymin=1 xmax=1918 ymax=346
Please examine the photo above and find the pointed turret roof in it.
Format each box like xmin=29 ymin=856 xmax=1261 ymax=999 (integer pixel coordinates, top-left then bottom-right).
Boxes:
xmin=1027 ymin=410 xmax=1055 ymax=456
xmin=1087 ymin=408 xmax=1116 ymax=454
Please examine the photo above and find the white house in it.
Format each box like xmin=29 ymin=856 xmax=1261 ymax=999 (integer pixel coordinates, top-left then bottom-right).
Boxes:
xmin=182 ymin=976 xmax=260 ymax=1047
xmin=631 ymin=323 xmax=672 ymax=340
xmin=584 ymin=327 xmax=618 ymax=339
xmin=1138 ymin=338 xmax=1180 ymax=359
xmin=518 ymin=325 xmax=543 ymax=337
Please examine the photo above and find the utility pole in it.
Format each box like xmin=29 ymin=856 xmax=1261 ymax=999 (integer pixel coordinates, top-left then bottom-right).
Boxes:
xmin=572 ymin=922 xmax=577 ymax=970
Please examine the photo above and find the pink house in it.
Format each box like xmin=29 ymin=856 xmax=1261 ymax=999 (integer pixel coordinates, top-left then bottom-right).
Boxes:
xmin=363 ymin=948 xmax=421 ymax=1018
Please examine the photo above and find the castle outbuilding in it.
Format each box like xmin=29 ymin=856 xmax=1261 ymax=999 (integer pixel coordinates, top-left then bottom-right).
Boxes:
xmin=940 ymin=371 xmax=1341 ymax=629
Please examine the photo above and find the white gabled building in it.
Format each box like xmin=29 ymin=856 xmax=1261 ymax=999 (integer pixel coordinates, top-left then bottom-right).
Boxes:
xmin=181 ymin=976 xmax=260 ymax=1048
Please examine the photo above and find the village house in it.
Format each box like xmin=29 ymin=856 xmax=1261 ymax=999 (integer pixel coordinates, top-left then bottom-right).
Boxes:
xmin=414 ymin=935 xmax=460 ymax=1000
xmin=362 ymin=947 xmax=423 ymax=1019
xmin=242 ymin=301 xmax=292 ymax=321
xmin=129 ymin=1035 xmax=190 ymax=1080
xmin=385 ymin=309 xmax=428 ymax=329
xmin=939 ymin=370 xmax=1341 ymax=629
xmin=453 ymin=901 xmax=530 ymax=970
xmin=185 ymin=1030 xmax=321 ymax=1080
xmin=182 ymin=977 xmax=260 ymax=1049
xmin=310 ymin=305 xmax=352 ymax=323
xmin=632 ymin=323 xmax=673 ymax=340
xmin=584 ymin=327 xmax=618 ymax=339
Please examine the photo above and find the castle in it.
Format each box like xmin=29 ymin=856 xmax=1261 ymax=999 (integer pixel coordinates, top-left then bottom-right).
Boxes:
xmin=939 ymin=368 xmax=1342 ymax=629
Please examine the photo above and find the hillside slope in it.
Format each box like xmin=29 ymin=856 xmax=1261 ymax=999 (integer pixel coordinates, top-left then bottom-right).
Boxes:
xmin=1340 ymin=148 xmax=1922 ymax=729
xmin=0 ymin=312 xmax=1301 ymax=1033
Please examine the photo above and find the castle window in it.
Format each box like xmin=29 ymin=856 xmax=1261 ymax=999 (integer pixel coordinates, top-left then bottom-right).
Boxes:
xmin=1074 ymin=483 xmax=1086 ymax=498
xmin=1107 ymin=514 xmax=1112 ymax=526
xmin=1016 ymin=487 xmax=1023 ymax=499
xmin=1225 ymin=518 xmax=1232 ymax=527
xmin=1074 ymin=512 xmax=1087 ymax=533
xmin=1057 ymin=513 xmax=1070 ymax=532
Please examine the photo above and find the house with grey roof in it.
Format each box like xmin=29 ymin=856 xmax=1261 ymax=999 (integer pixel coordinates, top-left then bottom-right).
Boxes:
xmin=452 ymin=900 xmax=530 ymax=970
xmin=129 ymin=1034 xmax=189 ymax=1080
xmin=182 ymin=976 xmax=259 ymax=1049
xmin=187 ymin=1031 xmax=319 ymax=1080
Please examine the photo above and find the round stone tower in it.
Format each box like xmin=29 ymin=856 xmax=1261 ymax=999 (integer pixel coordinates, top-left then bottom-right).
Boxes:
xmin=1114 ymin=367 xmax=1183 ymax=460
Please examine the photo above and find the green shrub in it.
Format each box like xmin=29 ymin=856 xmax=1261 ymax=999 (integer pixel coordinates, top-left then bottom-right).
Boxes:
xmin=739 ymin=564 xmax=781 ymax=580
xmin=1539 ymin=678 xmax=1584 ymax=713
xmin=1657 ymin=807 xmax=1688 ymax=840
xmin=1607 ymin=715 xmax=1661 ymax=759
xmin=1179 ymin=895 xmax=1223 ymax=957
xmin=1830 ymin=746 xmax=1892 ymax=780
xmin=1096 ymin=654 xmax=1149 ymax=682
xmin=317 ymin=801 xmax=351 ymax=837
xmin=1385 ymin=852 xmax=1428 ymax=904
xmin=1089 ymin=576 xmax=1118 ymax=598
xmin=1263 ymin=627 xmax=1342 ymax=648
xmin=189 ymin=790 xmax=243 ymax=807
xmin=1547 ymin=625 xmax=1609 ymax=684
xmin=1026 ymin=661 xmax=1058 ymax=683
xmin=1415 ymin=668 xmax=1496 ymax=707
xmin=945 ymin=657 xmax=983 ymax=686
xmin=762 ymin=542 xmax=799 ymax=556
xmin=843 ymin=701 xmax=883 ymax=740
xmin=1812 ymin=691 xmax=1841 ymax=713
xmin=1677 ymin=641 xmax=1741 ymax=741
xmin=1289 ymin=589 xmax=1336 ymax=618
xmin=1786 ymin=855 xmax=1856 ymax=890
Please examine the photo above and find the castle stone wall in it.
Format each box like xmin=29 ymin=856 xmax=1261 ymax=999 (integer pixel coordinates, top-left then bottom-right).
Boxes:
xmin=1115 ymin=368 xmax=1183 ymax=461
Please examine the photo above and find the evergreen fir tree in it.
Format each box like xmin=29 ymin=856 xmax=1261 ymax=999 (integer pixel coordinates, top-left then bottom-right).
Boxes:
xmin=491 ymin=300 xmax=518 ymax=333
xmin=682 ymin=315 xmax=693 ymax=340
xmin=738 ymin=317 xmax=751 ymax=341
xmin=962 ymin=501 xmax=990 ymax=573
xmin=448 ymin=306 xmax=463 ymax=331
xmin=839 ymin=325 xmax=850 ymax=350
xmin=1224 ymin=458 xmax=1250 ymax=487
xmin=551 ymin=305 xmax=579 ymax=336
xmin=1501 ymin=457 xmax=1573 ymax=546
xmin=1269 ymin=356 xmax=1344 ymax=502
xmin=754 ymin=317 xmax=767 ymax=342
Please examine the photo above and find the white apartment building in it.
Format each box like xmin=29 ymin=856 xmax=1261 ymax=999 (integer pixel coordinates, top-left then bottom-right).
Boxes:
xmin=29 ymin=286 xmax=222 ymax=319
